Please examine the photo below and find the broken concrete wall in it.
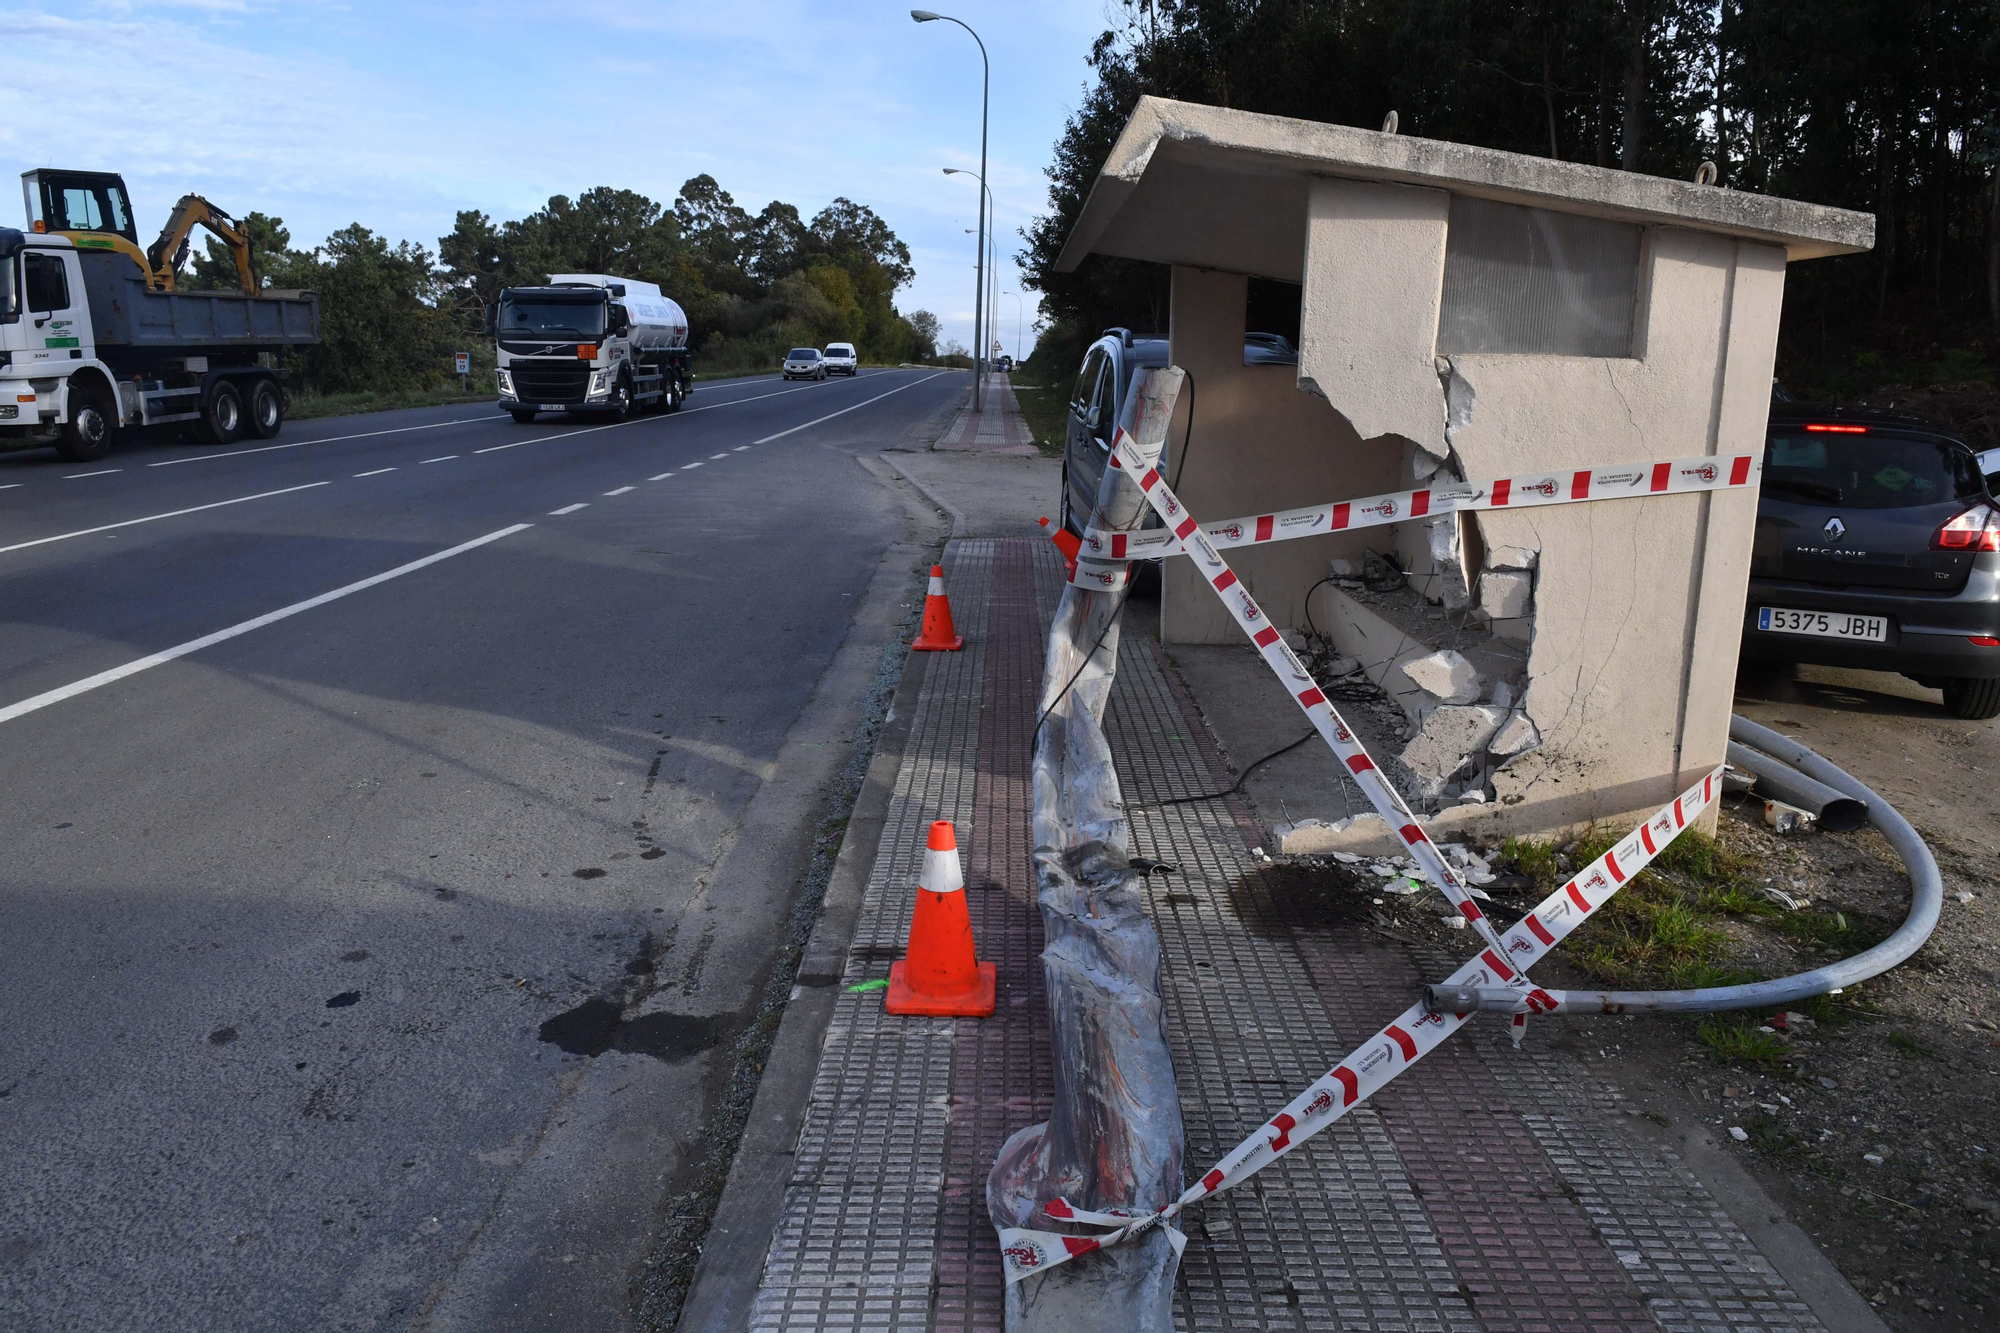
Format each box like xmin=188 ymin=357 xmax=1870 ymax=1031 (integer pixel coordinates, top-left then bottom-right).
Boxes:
xmin=1158 ymin=265 xmax=1403 ymax=645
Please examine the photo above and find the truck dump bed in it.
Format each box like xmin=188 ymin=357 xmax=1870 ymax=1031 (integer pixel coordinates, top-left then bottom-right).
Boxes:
xmin=79 ymin=252 xmax=319 ymax=349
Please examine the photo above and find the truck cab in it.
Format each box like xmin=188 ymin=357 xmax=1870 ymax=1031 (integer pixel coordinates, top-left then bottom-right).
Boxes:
xmin=492 ymin=275 xmax=690 ymax=423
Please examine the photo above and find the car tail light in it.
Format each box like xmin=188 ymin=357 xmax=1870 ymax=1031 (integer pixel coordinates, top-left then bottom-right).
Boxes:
xmin=1804 ymin=422 xmax=1868 ymax=433
xmin=1971 ymin=636 xmax=2000 ymax=647
xmin=1933 ymin=503 xmax=2000 ymax=552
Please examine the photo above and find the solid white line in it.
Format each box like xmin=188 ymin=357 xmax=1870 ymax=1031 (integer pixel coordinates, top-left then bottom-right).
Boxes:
xmin=421 ymin=455 xmax=458 ymax=463
xmin=146 ymin=415 xmax=490 ymax=466
xmin=602 ymin=486 xmax=633 ymax=496
xmin=680 ymin=461 xmax=703 ymax=470
xmin=0 ymin=482 xmax=332 ymax=555
xmin=548 ymin=503 xmax=588 ymax=515
xmin=709 ymin=452 xmax=728 ymax=459
xmin=64 ymin=469 xmax=122 ymax=479
xmin=353 ymin=467 xmax=398 ymax=477
xmin=0 ymin=524 xmax=533 ymax=727
xmin=752 ymin=373 xmax=947 ymax=445
xmin=647 ymin=473 xmax=674 ymax=481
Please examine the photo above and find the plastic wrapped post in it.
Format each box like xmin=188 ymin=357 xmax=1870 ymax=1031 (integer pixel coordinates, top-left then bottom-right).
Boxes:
xmin=988 ymin=368 xmax=1187 ymax=1330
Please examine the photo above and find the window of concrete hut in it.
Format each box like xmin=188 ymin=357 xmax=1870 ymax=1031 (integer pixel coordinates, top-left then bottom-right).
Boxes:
xmin=1436 ymin=195 xmax=1641 ymax=358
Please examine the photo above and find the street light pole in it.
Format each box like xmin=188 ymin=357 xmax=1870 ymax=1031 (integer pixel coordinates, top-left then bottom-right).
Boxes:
xmin=1002 ymin=290 xmax=1023 ymax=362
xmin=913 ymin=10 xmax=988 ymax=411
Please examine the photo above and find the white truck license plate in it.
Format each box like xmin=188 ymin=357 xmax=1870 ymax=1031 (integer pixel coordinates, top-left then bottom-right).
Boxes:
xmin=1758 ymin=607 xmax=1887 ymax=642
xmin=539 ymin=404 xmax=565 ymax=411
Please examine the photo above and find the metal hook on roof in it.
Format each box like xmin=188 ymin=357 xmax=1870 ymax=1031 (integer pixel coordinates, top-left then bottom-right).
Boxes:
xmin=1381 ymin=110 xmax=1399 ymax=135
xmin=1694 ymin=160 xmax=1718 ymax=186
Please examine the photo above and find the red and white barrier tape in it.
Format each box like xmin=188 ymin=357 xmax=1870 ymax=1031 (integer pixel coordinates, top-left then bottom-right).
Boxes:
xmin=997 ymin=766 xmax=1722 ymax=1282
xmin=1077 ymin=452 xmax=1762 ymax=565
xmin=1103 ymin=428 xmax=1511 ymax=958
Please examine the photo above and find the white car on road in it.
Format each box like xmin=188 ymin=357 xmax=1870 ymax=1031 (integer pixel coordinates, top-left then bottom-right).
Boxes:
xmin=822 ymin=342 xmax=859 ymax=377
xmin=783 ymin=348 xmax=827 ymax=381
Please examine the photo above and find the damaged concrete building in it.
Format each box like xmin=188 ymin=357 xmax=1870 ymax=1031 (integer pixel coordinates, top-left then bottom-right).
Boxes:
xmin=1055 ymin=96 xmax=1873 ymax=849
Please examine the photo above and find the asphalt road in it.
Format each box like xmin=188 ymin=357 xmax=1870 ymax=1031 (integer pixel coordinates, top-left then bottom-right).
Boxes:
xmin=0 ymin=369 xmax=964 ymax=1331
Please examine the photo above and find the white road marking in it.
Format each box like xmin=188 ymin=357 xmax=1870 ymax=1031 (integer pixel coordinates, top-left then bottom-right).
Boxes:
xmin=421 ymin=455 xmax=458 ymax=463
xmin=64 ymin=469 xmax=122 ymax=479
xmin=602 ymin=486 xmax=633 ymax=496
xmin=0 ymin=484 xmax=19 ymax=491
xmin=0 ymin=524 xmax=533 ymax=727
xmin=353 ymin=467 xmax=398 ymax=477
xmin=733 ymin=445 xmax=752 ymax=451
xmin=752 ymin=373 xmax=948 ymax=444
xmin=548 ymin=503 xmax=588 ymax=515
xmin=146 ymin=415 xmax=490 ymax=466
xmin=680 ymin=461 xmax=703 ymax=470
xmin=0 ymin=482 xmax=332 ymax=555
xmin=647 ymin=473 xmax=674 ymax=481
xmin=709 ymin=452 xmax=728 ymax=459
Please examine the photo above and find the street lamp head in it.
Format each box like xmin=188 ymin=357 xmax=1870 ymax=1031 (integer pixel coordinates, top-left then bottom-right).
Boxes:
xmin=910 ymin=10 xmax=941 ymax=21
xmin=942 ymin=167 xmax=964 ymax=176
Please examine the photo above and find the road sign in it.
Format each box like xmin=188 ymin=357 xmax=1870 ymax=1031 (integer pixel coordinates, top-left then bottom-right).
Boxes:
xmin=455 ymin=352 xmax=471 ymax=375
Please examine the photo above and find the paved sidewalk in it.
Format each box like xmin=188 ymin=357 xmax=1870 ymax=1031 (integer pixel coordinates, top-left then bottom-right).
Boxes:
xmin=934 ymin=374 xmax=1037 ymax=454
xmin=702 ymin=525 xmax=1877 ymax=1332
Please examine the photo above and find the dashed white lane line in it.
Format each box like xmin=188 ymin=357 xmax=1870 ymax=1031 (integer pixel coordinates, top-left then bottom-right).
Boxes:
xmin=0 ymin=482 xmax=332 ymax=555
xmin=752 ymin=372 xmax=948 ymax=444
xmin=680 ymin=461 xmax=704 ymax=470
xmin=603 ymin=486 xmax=633 ymax=496
xmin=647 ymin=473 xmax=674 ymax=482
xmin=421 ymin=455 xmax=458 ymax=464
xmin=548 ymin=503 xmax=588 ymax=515
xmin=353 ymin=468 xmax=398 ymax=478
xmin=0 ymin=523 xmax=533 ymax=727
xmin=709 ymin=452 xmax=729 ymax=459
xmin=0 ymin=484 xmax=19 ymax=491
xmin=64 ymin=469 xmax=122 ymax=479
xmin=146 ymin=415 xmax=491 ymax=467
xmin=733 ymin=445 xmax=752 ymax=451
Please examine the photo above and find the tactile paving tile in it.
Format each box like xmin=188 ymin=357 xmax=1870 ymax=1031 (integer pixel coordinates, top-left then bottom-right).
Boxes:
xmin=750 ymin=543 xmax=1000 ymax=1332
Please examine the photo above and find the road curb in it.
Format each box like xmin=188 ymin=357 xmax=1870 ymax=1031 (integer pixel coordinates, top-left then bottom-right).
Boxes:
xmin=669 ymin=624 xmax=936 ymax=1333
xmin=876 ymin=451 xmax=966 ymax=537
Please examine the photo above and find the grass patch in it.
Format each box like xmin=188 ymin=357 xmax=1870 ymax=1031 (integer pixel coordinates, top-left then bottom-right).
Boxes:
xmin=1886 ymin=1029 xmax=1939 ymax=1060
xmin=1744 ymin=1112 xmax=1802 ymax=1157
xmin=1697 ymin=1015 xmax=1793 ymax=1068
xmin=1009 ymin=384 xmax=1071 ymax=458
xmin=287 ymin=386 xmax=497 ymax=421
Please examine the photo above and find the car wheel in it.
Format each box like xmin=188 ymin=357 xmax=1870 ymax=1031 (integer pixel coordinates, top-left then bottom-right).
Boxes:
xmin=55 ymin=384 xmax=116 ymax=463
xmin=197 ymin=381 xmax=244 ymax=445
xmin=1941 ymin=677 xmax=2000 ymax=720
xmin=245 ymin=379 xmax=284 ymax=439
xmin=510 ymin=409 xmax=537 ymax=423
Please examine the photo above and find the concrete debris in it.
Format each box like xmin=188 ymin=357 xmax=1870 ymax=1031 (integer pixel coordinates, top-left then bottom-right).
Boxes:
xmin=1863 ymin=1153 xmax=1885 ymax=1166
xmin=1721 ymin=764 xmax=1757 ymax=795
xmin=1487 ymin=710 xmax=1540 ymax=758
xmin=1478 ymin=569 xmax=1532 ymax=620
xmin=1957 ymin=890 xmax=1977 ymax=904
xmin=1281 ymin=628 xmax=1309 ymax=650
xmin=1729 ymin=1126 xmax=1749 ymax=1143
xmin=1424 ymin=516 xmax=1472 ymax=610
xmin=1382 ymin=878 xmax=1423 ymax=896
xmin=1411 ymin=445 xmax=1446 ymax=481
xmin=1483 ymin=543 xmax=1538 ymax=571
xmin=1485 ymin=678 xmax=1514 ymax=710
xmin=1402 ymin=649 xmax=1482 ymax=704
xmin=1763 ymin=799 xmax=1817 ymax=834
xmin=1326 ymin=655 xmax=1362 ymax=677
xmin=1400 ymin=705 xmax=1506 ymax=798
xmin=1443 ymin=914 xmax=1467 ymax=929
xmin=1455 ymin=790 xmax=1488 ymax=804
xmin=1371 ymin=864 xmax=1400 ymax=878
xmin=1327 ymin=557 xmax=1360 ymax=578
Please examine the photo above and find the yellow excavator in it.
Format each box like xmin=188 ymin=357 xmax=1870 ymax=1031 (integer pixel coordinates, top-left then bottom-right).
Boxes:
xmin=21 ymin=168 xmax=256 ymax=293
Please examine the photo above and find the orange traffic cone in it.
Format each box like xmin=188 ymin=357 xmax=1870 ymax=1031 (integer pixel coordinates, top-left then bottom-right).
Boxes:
xmin=1038 ymin=516 xmax=1081 ymax=579
xmin=886 ymin=820 xmax=995 ymax=1017
xmin=911 ymin=564 xmax=964 ymax=651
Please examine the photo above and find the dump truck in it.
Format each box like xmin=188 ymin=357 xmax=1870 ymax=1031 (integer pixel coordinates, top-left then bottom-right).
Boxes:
xmin=491 ymin=274 xmax=690 ymax=422
xmin=1 ymin=169 xmax=320 ymax=463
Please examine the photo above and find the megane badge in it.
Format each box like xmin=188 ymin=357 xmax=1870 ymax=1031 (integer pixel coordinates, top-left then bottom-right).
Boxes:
xmin=1823 ymin=516 xmax=1846 ymax=541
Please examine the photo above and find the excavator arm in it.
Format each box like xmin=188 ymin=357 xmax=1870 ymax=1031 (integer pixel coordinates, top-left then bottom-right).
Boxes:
xmin=144 ymin=194 xmax=255 ymax=293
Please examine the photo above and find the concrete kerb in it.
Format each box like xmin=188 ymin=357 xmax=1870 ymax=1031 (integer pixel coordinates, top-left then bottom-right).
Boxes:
xmin=670 ymin=459 xmax=948 ymax=1333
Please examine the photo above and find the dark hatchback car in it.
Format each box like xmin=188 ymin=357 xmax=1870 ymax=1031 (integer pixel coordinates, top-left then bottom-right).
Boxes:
xmin=1742 ymin=403 xmax=2000 ymax=719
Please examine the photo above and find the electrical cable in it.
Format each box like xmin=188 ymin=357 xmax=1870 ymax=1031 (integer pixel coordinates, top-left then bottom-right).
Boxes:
xmin=1133 ymin=729 xmax=1317 ymax=809
xmin=1030 ymin=595 xmax=1130 ymax=745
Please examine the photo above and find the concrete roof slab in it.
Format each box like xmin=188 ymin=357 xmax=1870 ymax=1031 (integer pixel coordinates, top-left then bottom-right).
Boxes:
xmin=1057 ymin=97 xmax=1875 ymax=273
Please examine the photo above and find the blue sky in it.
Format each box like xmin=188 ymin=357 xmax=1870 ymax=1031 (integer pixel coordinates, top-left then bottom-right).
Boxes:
xmin=2 ymin=1 xmax=1113 ymax=359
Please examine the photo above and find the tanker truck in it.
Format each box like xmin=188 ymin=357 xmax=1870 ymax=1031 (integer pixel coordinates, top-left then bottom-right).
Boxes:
xmin=490 ymin=274 xmax=690 ymax=422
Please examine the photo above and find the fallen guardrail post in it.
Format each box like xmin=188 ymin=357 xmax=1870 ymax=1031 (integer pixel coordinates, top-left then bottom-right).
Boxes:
xmin=987 ymin=367 xmax=1187 ymax=1330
